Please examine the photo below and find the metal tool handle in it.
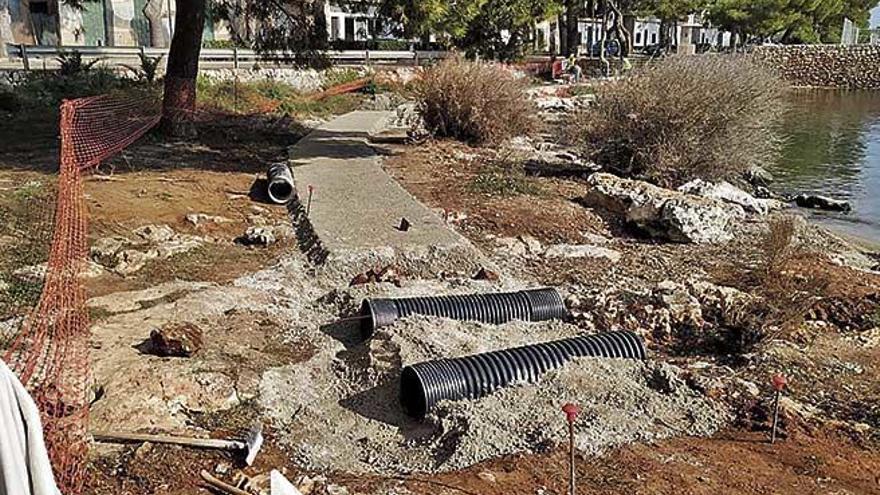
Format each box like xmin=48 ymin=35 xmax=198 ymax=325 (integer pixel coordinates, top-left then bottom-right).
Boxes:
xmin=93 ymin=431 xmax=243 ymax=451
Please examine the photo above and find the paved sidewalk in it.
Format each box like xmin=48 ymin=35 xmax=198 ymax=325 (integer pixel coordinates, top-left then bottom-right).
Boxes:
xmin=288 ymin=111 xmax=480 ymax=272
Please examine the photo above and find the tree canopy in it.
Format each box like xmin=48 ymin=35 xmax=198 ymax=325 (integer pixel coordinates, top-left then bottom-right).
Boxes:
xmin=707 ymin=0 xmax=878 ymax=44
xmin=379 ymin=0 xmax=562 ymax=60
xmin=212 ymin=0 xmax=329 ymax=64
xmin=53 ymin=0 xmax=879 ymax=62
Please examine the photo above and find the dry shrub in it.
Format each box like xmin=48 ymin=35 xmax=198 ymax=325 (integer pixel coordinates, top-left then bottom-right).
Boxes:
xmin=415 ymin=56 xmax=537 ymax=145
xmin=714 ymin=216 xmax=829 ymax=351
xmin=570 ymin=55 xmax=786 ymax=187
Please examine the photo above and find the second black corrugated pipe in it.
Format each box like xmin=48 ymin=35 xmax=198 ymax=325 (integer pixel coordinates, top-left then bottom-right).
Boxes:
xmin=399 ymin=331 xmax=646 ymax=418
xmin=359 ymin=288 xmax=567 ymax=340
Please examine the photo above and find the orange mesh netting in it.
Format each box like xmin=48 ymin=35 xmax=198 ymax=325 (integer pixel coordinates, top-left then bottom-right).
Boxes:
xmin=4 ymin=93 xmax=160 ymax=493
xmin=2 ymin=72 xmax=351 ymax=493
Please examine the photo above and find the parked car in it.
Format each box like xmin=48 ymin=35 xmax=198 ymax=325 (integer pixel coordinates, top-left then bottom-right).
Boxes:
xmin=640 ymin=44 xmax=667 ymax=57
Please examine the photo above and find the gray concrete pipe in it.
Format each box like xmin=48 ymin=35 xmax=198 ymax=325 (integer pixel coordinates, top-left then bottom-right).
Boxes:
xmin=267 ymin=163 xmax=294 ymax=204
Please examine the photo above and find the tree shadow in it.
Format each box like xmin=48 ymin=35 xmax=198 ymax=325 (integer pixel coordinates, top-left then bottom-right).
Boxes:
xmin=570 ymin=196 xmax=665 ymax=244
xmin=288 ymin=128 xmax=390 ymax=163
xmin=0 ymin=111 xmax=306 ymax=175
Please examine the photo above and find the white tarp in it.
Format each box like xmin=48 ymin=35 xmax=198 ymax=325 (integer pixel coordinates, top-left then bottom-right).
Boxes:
xmin=0 ymin=359 xmax=61 ymax=495
xmin=271 ymin=470 xmax=304 ymax=495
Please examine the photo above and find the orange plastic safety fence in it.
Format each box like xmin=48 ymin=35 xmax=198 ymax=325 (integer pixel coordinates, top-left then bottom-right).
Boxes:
xmin=4 ymin=94 xmax=160 ymax=494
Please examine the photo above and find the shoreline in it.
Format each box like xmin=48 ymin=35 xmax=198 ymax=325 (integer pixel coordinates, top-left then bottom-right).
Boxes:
xmin=819 ymin=227 xmax=880 ymax=252
xmin=818 ymin=219 xmax=880 ymax=252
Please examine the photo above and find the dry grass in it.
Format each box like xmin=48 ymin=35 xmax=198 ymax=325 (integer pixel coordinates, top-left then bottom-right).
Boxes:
xmin=569 ymin=55 xmax=786 ymax=187
xmin=714 ymin=216 xmax=829 ymax=351
xmin=468 ymin=151 xmax=541 ymax=197
xmin=414 ymin=56 xmax=538 ymax=145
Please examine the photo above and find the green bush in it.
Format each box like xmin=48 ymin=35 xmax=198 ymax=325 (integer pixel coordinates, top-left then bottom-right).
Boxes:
xmin=12 ymin=69 xmax=132 ymax=107
xmin=415 ymin=56 xmax=537 ymax=145
xmin=56 ymin=49 xmax=101 ymax=76
xmin=203 ymin=39 xmax=242 ymax=49
xmin=123 ymin=52 xmax=164 ymax=83
xmin=0 ymin=88 xmax=21 ymax=113
xmin=469 ymin=152 xmax=539 ymax=197
xmin=569 ymin=55 xmax=786 ymax=187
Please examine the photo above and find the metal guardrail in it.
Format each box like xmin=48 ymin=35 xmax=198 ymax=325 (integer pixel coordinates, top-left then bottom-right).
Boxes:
xmin=1 ymin=44 xmax=447 ymax=70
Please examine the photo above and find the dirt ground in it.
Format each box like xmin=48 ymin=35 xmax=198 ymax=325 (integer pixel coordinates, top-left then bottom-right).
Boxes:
xmin=0 ymin=111 xmax=305 ymax=317
xmin=4 ymin=90 xmax=880 ymax=495
xmin=377 ymin=139 xmax=880 ymax=495
xmin=83 ymin=136 xmax=880 ymax=495
xmin=415 ymin=427 xmax=880 ymax=495
xmin=84 ymin=422 xmax=880 ymax=495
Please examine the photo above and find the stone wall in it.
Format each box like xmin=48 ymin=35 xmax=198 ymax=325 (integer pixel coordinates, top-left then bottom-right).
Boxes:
xmin=753 ymin=45 xmax=880 ymax=90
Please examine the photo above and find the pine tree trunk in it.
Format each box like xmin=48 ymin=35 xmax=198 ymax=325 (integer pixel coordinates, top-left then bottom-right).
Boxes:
xmin=659 ymin=19 xmax=668 ymax=49
xmin=160 ymin=0 xmax=206 ymax=138
xmin=565 ymin=0 xmax=580 ymax=55
xmin=143 ymin=0 xmax=169 ymax=48
xmin=0 ymin=0 xmax=13 ymax=58
xmin=558 ymin=13 xmax=568 ymax=56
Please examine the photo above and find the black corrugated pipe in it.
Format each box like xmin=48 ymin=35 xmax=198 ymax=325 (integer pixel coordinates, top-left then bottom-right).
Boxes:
xmin=359 ymin=288 xmax=567 ymax=340
xmin=399 ymin=331 xmax=646 ymax=418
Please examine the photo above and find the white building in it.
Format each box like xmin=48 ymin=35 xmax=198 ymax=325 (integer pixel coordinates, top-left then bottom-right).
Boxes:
xmin=0 ymin=1 xmax=398 ymax=49
xmin=631 ymin=18 xmax=661 ymax=48
xmin=536 ymin=10 xmax=734 ymax=55
xmin=326 ymin=2 xmax=389 ymax=42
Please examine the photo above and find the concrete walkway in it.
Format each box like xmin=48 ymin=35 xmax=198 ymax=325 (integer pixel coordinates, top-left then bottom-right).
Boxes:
xmin=288 ymin=111 xmax=481 ymax=274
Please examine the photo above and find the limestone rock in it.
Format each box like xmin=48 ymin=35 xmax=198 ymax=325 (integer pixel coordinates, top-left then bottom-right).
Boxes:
xmin=519 ymin=235 xmax=543 ymax=254
xmin=793 ymin=194 xmax=852 ymax=212
xmin=13 ymin=261 xmax=105 ymax=282
xmin=134 ymin=224 xmax=176 ymax=244
xmin=745 ymin=166 xmax=774 ymax=187
xmin=113 ymin=249 xmax=158 ymax=276
xmin=150 ymin=322 xmax=204 ymax=357
xmin=646 ymin=362 xmax=687 ymax=394
xmin=494 ymin=237 xmax=528 ymax=257
xmin=654 ymin=280 xmax=703 ymax=329
xmin=326 ymin=484 xmax=349 ymax=495
xmin=534 ymin=94 xmax=593 ymax=113
xmin=185 ymin=213 xmax=232 ymax=226
xmin=91 ymin=236 xmax=129 ymax=263
xmin=584 ymin=173 xmax=744 ymax=243
xmin=779 ymin=396 xmax=821 ymax=421
xmin=753 ymin=45 xmax=880 ymax=90
xmin=91 ymin=225 xmax=204 ymax=276
xmin=678 ymin=179 xmax=774 ymax=215
xmin=477 ymin=471 xmax=498 ymax=483
xmin=240 ymin=226 xmax=277 ymax=246
xmin=154 ymin=235 xmax=203 ymax=258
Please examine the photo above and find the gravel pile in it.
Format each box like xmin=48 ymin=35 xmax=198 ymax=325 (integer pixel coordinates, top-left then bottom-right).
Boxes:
xmin=260 ymin=312 xmax=730 ymax=474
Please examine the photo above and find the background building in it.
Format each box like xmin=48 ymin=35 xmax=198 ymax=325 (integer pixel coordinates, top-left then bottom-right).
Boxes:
xmin=0 ymin=0 xmax=400 ymax=49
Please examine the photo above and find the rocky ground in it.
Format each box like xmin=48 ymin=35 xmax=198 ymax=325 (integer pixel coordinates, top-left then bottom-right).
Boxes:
xmin=2 ymin=84 xmax=879 ymax=495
